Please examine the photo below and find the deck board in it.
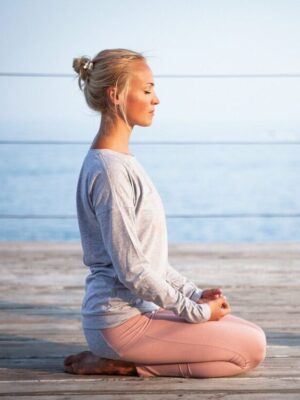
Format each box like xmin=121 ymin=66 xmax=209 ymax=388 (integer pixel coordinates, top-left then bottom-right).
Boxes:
xmin=0 ymin=241 xmax=299 ymax=398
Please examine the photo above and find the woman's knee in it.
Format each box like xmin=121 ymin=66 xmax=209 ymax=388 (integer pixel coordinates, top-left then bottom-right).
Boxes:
xmin=248 ymin=329 xmax=267 ymax=368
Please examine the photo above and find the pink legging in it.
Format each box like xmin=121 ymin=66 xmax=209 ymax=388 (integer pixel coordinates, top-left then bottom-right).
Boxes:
xmin=100 ymin=308 xmax=267 ymax=378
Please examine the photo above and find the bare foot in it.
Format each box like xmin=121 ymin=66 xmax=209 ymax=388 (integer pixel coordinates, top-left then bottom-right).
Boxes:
xmin=63 ymin=351 xmax=137 ymax=376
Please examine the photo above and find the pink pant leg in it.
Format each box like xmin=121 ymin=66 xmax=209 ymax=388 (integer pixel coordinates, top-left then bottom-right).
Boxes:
xmin=137 ymin=360 xmax=250 ymax=378
xmin=100 ymin=310 xmax=267 ymax=379
xmin=225 ymin=313 xmax=266 ymax=334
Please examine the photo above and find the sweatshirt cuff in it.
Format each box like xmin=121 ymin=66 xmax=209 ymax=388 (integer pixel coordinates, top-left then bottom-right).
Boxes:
xmin=199 ymin=303 xmax=211 ymax=321
xmin=190 ymin=288 xmax=203 ymax=302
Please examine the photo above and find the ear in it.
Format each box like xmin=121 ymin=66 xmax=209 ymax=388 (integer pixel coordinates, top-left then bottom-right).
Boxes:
xmin=107 ymin=86 xmax=120 ymax=106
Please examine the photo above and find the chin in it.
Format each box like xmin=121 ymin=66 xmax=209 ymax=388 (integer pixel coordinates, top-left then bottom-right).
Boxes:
xmin=144 ymin=118 xmax=154 ymax=127
xmin=136 ymin=121 xmax=152 ymax=127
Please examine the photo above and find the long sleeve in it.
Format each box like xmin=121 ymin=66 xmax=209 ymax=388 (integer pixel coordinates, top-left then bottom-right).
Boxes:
xmin=91 ymin=163 xmax=211 ymax=323
xmin=166 ymin=263 xmax=204 ymax=302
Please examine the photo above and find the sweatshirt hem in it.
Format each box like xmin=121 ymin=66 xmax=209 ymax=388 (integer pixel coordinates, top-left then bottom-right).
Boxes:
xmin=82 ymin=306 xmax=159 ymax=329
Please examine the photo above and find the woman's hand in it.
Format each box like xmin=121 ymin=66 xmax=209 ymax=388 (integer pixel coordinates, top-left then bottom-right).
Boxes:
xmin=196 ymin=288 xmax=231 ymax=321
xmin=200 ymin=287 xmax=223 ymax=301
xmin=206 ymin=297 xmax=231 ymax=321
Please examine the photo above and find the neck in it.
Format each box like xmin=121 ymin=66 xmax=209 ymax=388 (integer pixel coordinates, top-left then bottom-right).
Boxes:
xmin=91 ymin=114 xmax=133 ymax=154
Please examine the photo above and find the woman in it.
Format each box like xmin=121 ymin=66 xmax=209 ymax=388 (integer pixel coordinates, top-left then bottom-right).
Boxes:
xmin=64 ymin=48 xmax=266 ymax=378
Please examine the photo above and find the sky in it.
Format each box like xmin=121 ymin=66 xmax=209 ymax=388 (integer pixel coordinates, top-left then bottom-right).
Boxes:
xmin=0 ymin=0 xmax=300 ymax=142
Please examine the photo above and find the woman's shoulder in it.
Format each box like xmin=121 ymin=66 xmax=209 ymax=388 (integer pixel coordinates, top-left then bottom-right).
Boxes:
xmin=82 ymin=149 xmax=138 ymax=190
xmin=84 ymin=150 xmax=137 ymax=210
xmin=83 ymin=148 xmax=132 ymax=174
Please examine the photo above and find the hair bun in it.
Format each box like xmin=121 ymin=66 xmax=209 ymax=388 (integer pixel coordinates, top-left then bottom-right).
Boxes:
xmin=72 ymin=56 xmax=93 ymax=81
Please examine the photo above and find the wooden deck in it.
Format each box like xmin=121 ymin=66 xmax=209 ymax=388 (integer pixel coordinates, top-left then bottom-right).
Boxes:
xmin=0 ymin=241 xmax=299 ymax=399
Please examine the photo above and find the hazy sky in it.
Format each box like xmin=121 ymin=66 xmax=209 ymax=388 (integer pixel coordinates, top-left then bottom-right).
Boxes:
xmin=0 ymin=0 xmax=299 ymax=141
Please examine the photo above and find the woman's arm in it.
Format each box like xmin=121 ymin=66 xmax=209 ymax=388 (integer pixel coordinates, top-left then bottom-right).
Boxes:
xmin=165 ymin=263 xmax=203 ymax=302
xmin=90 ymin=162 xmax=211 ymax=323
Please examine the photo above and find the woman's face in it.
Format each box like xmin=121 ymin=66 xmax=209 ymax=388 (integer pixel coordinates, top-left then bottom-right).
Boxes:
xmin=122 ymin=60 xmax=160 ymax=127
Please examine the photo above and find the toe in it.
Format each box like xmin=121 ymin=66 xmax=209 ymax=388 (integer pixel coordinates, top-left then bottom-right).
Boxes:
xmin=69 ymin=361 xmax=88 ymax=375
xmin=64 ymin=351 xmax=91 ymax=366
xmin=64 ymin=364 xmax=74 ymax=374
xmin=64 ymin=354 xmax=76 ymax=366
xmin=78 ymin=350 xmax=93 ymax=359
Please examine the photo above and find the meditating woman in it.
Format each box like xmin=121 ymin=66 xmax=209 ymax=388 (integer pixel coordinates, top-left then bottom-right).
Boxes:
xmin=64 ymin=48 xmax=266 ymax=378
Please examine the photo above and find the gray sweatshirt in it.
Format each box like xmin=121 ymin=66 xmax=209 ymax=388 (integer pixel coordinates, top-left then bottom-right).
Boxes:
xmin=76 ymin=148 xmax=211 ymax=329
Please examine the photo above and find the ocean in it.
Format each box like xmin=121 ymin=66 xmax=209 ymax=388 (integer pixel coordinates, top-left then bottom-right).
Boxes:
xmin=0 ymin=142 xmax=299 ymax=243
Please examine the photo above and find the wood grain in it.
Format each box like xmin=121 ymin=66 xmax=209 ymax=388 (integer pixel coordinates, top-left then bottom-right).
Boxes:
xmin=0 ymin=241 xmax=299 ymax=398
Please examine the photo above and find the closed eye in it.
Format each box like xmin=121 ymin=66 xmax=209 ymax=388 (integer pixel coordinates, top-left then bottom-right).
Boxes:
xmin=144 ymin=91 xmax=151 ymax=94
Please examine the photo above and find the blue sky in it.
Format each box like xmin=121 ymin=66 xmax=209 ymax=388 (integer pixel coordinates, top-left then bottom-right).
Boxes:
xmin=0 ymin=0 xmax=299 ymax=141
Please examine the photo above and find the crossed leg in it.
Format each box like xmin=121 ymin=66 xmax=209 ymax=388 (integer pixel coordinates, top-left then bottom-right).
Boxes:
xmin=64 ymin=310 xmax=266 ymax=378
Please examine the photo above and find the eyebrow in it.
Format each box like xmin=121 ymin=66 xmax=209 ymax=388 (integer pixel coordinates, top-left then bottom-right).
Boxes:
xmin=145 ymin=82 xmax=155 ymax=87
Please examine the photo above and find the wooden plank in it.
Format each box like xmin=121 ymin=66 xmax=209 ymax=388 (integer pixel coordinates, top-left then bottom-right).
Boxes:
xmin=1 ymin=395 xmax=300 ymax=400
xmin=0 ymin=377 xmax=300 ymax=395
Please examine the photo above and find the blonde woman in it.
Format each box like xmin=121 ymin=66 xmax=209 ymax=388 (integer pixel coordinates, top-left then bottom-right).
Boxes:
xmin=64 ymin=49 xmax=266 ymax=378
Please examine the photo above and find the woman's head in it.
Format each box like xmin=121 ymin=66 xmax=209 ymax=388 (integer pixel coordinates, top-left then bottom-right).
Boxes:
xmin=72 ymin=48 xmax=159 ymax=129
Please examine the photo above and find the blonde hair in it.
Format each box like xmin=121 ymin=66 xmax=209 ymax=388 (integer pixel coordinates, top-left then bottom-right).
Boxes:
xmin=72 ymin=48 xmax=146 ymax=128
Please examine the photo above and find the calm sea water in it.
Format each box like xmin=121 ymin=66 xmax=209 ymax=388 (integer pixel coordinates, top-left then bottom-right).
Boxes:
xmin=0 ymin=143 xmax=299 ymax=242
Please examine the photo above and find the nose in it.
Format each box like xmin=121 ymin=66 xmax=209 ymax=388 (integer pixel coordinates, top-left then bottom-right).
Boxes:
xmin=153 ymin=93 xmax=160 ymax=105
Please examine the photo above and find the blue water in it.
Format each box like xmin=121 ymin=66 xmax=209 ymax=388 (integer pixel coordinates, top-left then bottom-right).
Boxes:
xmin=0 ymin=143 xmax=299 ymax=242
